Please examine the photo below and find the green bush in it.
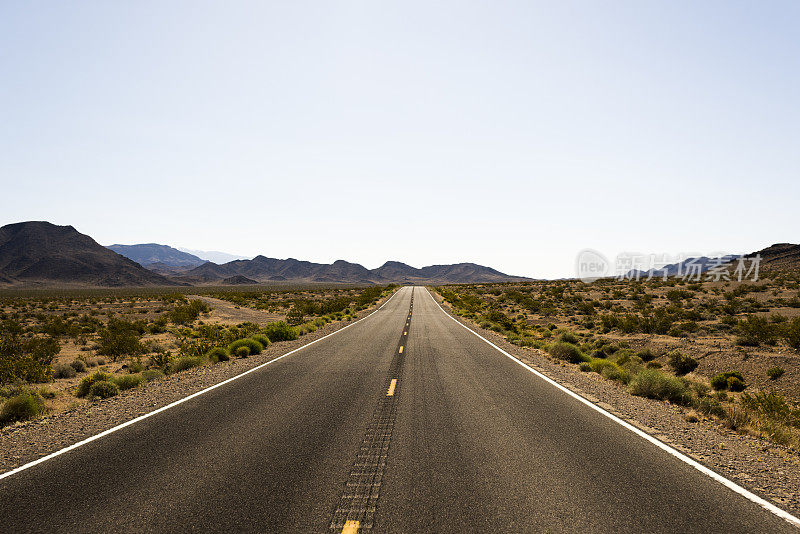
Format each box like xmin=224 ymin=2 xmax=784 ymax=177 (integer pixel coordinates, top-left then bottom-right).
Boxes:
xmin=250 ymin=334 xmax=271 ymax=348
xmin=727 ymin=376 xmax=746 ymax=392
xmin=767 ymin=367 xmax=785 ymax=380
xmin=97 ymin=319 xmax=143 ymax=359
xmin=737 ymin=315 xmax=778 ymax=346
xmin=629 ymin=369 xmax=691 ymax=405
xmin=228 ymin=338 xmax=263 ymax=355
xmin=636 ymin=349 xmax=656 ymax=362
xmin=711 ymin=371 xmax=745 ymax=391
xmin=579 ymin=362 xmax=592 ymax=372
xmin=76 ymin=371 xmax=113 ymax=397
xmin=668 ymin=351 xmax=698 ymax=376
xmin=235 ymin=346 xmax=250 ymax=358
xmin=169 ymin=356 xmax=204 ymax=373
xmin=0 ymin=335 xmax=59 ymax=384
xmin=148 ymin=351 xmax=173 ymax=371
xmin=207 ymin=347 xmax=230 ymax=363
xmin=89 ymin=380 xmax=119 ymax=399
xmin=169 ymin=299 xmax=211 ymax=325
xmin=558 ymin=331 xmax=579 ymax=344
xmin=262 ymin=321 xmax=298 ymax=342
xmin=711 ymin=374 xmax=728 ymax=390
xmin=113 ymin=374 xmax=144 ymax=391
xmin=53 ymin=363 xmax=77 ymax=379
xmin=548 ymin=342 xmax=589 ymax=363
xmin=590 ymin=359 xmax=620 ymax=375
xmin=0 ymin=392 xmax=46 ymax=424
xmin=70 ymin=359 xmax=87 ymax=373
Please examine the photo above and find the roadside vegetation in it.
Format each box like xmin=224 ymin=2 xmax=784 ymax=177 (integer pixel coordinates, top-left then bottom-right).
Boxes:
xmin=435 ymin=272 xmax=800 ymax=449
xmin=0 ymin=285 xmax=394 ymax=427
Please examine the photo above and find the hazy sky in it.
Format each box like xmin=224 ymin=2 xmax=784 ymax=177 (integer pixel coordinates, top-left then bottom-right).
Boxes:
xmin=2 ymin=1 xmax=798 ymax=278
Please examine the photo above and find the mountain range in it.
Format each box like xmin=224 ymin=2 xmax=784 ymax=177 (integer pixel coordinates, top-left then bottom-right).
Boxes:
xmin=0 ymin=221 xmax=528 ymax=287
xmin=106 ymin=244 xmax=207 ymax=268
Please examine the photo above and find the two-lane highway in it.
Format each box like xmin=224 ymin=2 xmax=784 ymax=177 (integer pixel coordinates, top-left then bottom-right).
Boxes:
xmin=0 ymin=286 xmax=797 ymax=532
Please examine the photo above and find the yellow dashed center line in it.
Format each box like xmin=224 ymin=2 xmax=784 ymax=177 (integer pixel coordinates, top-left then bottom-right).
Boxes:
xmin=403 ymin=331 xmax=407 ymax=335
xmin=398 ymin=346 xmax=404 ymax=354
xmin=387 ymin=379 xmax=397 ymax=396
xmin=341 ymin=520 xmax=359 ymax=534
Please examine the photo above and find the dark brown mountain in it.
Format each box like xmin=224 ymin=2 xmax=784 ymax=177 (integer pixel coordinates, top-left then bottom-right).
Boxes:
xmin=0 ymin=221 xmax=174 ymax=287
xmin=176 ymin=256 xmax=528 ymax=285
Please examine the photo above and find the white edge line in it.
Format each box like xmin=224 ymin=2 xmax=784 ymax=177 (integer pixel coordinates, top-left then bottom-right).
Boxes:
xmin=0 ymin=287 xmax=404 ymax=482
xmin=424 ymin=287 xmax=800 ymax=528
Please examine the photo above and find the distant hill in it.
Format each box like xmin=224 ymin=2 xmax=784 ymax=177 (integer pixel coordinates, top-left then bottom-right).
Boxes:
xmin=177 ymin=247 xmax=251 ymax=264
xmin=107 ymin=243 xmax=206 ymax=267
xmin=745 ymin=243 xmax=800 ymax=271
xmin=176 ymin=256 xmax=528 ymax=285
xmin=626 ymin=254 xmax=740 ymax=280
xmin=0 ymin=222 xmax=174 ymax=287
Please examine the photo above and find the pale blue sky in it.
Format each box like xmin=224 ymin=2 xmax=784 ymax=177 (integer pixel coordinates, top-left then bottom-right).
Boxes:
xmin=2 ymin=1 xmax=798 ymax=278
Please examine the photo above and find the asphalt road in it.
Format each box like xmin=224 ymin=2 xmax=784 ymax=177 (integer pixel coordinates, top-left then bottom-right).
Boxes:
xmin=0 ymin=286 xmax=796 ymax=533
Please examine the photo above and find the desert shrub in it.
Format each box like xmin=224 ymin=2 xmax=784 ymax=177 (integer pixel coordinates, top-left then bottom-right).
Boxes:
xmin=169 ymin=356 xmax=204 ymax=373
xmin=711 ymin=374 xmax=728 ymax=390
xmin=127 ymin=359 xmax=144 ymax=374
xmin=97 ymin=319 xmax=143 ymax=359
xmin=89 ymin=380 xmax=118 ymax=399
xmin=646 ymin=361 xmax=662 ymax=369
xmin=636 ymin=349 xmax=656 ymax=362
xmin=548 ymin=342 xmax=589 ymax=364
xmin=207 ymin=347 xmax=230 ymax=363
xmin=629 ymin=369 xmax=691 ymax=405
xmin=53 ymin=363 xmax=77 ymax=379
xmin=286 ymin=306 xmax=305 ymax=326
xmin=725 ymin=406 xmax=750 ymax=430
xmin=142 ymin=369 xmax=164 ymax=382
xmin=76 ymin=371 xmax=113 ymax=397
xmin=727 ymin=376 xmax=746 ymax=392
xmin=737 ymin=315 xmax=778 ymax=346
xmin=590 ymin=359 xmax=620 ymax=375
xmin=148 ymin=351 xmax=173 ymax=371
xmin=113 ymin=374 xmax=144 ymax=391
xmin=579 ymin=362 xmax=592 ymax=372
xmin=0 ymin=391 xmax=46 ymax=425
xmin=668 ymin=351 xmax=698 ymax=376
xmin=785 ymin=317 xmax=800 ymax=349
xmin=228 ymin=338 xmax=263 ymax=355
xmin=250 ymin=334 xmax=271 ymax=348
xmin=694 ymin=396 xmax=726 ymax=418
xmin=558 ymin=331 xmax=579 ymax=344
xmin=0 ymin=335 xmax=59 ymax=384
xmin=711 ymin=371 xmax=745 ymax=391
xmin=263 ymin=321 xmax=298 ymax=342
xmin=767 ymin=367 xmax=785 ymax=380
xmin=740 ymin=391 xmax=797 ymax=426
xmin=70 ymin=359 xmax=87 ymax=373
xmin=169 ymin=299 xmax=211 ymax=325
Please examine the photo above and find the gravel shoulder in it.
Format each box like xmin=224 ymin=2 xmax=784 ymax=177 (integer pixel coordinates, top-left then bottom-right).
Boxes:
xmin=0 ymin=291 xmax=396 ymax=475
xmin=431 ymin=290 xmax=800 ymax=518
